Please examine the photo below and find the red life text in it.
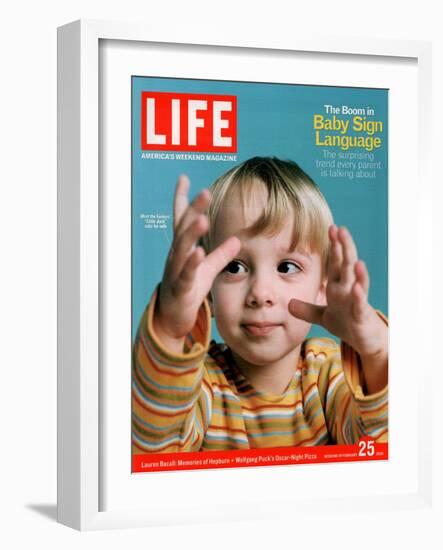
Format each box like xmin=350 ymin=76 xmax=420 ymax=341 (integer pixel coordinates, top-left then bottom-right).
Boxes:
xmin=141 ymin=92 xmax=237 ymax=152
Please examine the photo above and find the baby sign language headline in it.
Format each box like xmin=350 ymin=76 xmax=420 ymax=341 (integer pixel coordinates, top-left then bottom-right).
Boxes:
xmin=313 ymin=104 xmax=384 ymax=152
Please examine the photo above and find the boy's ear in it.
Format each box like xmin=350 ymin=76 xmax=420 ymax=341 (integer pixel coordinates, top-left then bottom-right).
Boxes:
xmin=316 ymin=278 xmax=328 ymax=306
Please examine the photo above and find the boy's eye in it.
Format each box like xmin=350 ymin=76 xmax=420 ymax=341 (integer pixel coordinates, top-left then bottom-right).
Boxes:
xmin=224 ymin=261 xmax=247 ymax=274
xmin=277 ymin=261 xmax=301 ymax=274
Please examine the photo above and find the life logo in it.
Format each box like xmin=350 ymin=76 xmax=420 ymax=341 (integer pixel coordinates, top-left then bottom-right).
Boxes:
xmin=141 ymin=92 xmax=237 ymax=152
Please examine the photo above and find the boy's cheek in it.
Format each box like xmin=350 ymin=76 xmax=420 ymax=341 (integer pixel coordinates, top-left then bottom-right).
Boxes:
xmin=211 ymin=281 xmax=240 ymax=308
xmin=288 ymin=317 xmax=314 ymax=343
xmin=210 ymin=288 xmax=230 ymax=321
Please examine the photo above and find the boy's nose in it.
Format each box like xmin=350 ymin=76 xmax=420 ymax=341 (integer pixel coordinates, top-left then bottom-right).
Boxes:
xmin=245 ymin=276 xmax=275 ymax=307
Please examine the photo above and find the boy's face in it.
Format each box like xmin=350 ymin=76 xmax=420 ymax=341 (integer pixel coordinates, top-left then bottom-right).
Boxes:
xmin=211 ymin=187 xmax=326 ymax=369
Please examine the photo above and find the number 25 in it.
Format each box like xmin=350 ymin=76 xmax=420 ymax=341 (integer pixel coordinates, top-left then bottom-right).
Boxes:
xmin=358 ymin=440 xmax=375 ymax=457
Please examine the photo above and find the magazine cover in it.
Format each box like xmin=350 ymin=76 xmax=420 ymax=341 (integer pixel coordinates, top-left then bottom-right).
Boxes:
xmin=131 ymin=76 xmax=388 ymax=473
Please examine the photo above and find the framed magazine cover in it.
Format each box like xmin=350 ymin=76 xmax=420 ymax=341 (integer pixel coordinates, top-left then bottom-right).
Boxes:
xmin=57 ymin=19 xmax=436 ymax=532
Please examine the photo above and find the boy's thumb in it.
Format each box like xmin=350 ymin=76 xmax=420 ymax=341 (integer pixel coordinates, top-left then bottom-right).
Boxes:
xmin=288 ymin=298 xmax=324 ymax=325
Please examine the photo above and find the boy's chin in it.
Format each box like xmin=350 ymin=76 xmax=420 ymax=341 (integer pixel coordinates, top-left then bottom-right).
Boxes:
xmin=220 ymin=327 xmax=307 ymax=368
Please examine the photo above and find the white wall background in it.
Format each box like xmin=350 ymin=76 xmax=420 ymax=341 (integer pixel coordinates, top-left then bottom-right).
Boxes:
xmin=0 ymin=0 xmax=441 ymax=547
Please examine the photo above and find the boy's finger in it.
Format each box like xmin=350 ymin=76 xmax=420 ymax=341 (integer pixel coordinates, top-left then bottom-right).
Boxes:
xmin=338 ymin=226 xmax=358 ymax=266
xmin=176 ymin=247 xmax=206 ymax=291
xmin=288 ymin=298 xmax=325 ymax=325
xmin=338 ymin=226 xmax=358 ymax=285
xmin=173 ymin=175 xmax=190 ymax=230
xmin=351 ymin=282 xmax=368 ymax=321
xmin=354 ymin=260 xmax=370 ymax=295
xmin=170 ymin=215 xmax=209 ymax=279
xmin=203 ymin=236 xmax=241 ymax=282
xmin=328 ymin=225 xmax=342 ymax=282
xmin=175 ymin=188 xmax=212 ymax=236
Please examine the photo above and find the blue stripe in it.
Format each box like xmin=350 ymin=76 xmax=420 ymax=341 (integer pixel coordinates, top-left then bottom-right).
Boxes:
xmin=212 ymin=389 xmax=241 ymax=403
xmin=234 ymin=387 xmax=300 ymax=399
xmin=360 ymin=395 xmax=388 ymax=410
xmin=133 ymin=380 xmax=196 ymax=412
xmin=194 ymin=410 xmax=204 ymax=435
xmin=133 ymin=428 xmax=192 ymax=449
xmin=135 ymin=362 xmax=199 ymax=393
xmin=367 ymin=425 xmax=388 ymax=437
xmin=201 ymin=383 xmax=212 ymax=426
xmin=247 ymin=414 xmax=325 ymax=439
xmin=211 ymin=405 xmax=320 ymax=420
xmin=132 ymin=412 xmax=184 ymax=432
xmin=204 ymin=433 xmax=247 ymax=443
xmin=140 ymin=329 xmax=197 ymax=370
xmin=362 ymin=413 xmax=388 ymax=427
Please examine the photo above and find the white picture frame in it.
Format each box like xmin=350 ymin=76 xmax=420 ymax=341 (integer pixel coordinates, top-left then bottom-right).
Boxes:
xmin=57 ymin=19 xmax=437 ymax=533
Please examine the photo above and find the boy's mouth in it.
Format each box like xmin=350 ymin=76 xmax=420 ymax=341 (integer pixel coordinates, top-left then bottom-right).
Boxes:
xmin=241 ymin=322 xmax=281 ymax=337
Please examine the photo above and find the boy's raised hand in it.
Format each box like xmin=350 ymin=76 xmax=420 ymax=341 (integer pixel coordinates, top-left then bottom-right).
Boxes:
xmin=288 ymin=225 xmax=388 ymax=393
xmin=153 ymin=175 xmax=241 ymax=352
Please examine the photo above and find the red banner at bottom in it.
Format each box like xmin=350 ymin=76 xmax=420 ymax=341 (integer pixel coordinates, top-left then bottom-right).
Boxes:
xmin=132 ymin=438 xmax=388 ymax=473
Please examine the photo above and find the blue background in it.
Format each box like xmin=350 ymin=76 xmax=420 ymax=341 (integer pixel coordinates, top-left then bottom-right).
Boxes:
xmin=132 ymin=76 xmax=388 ymax=342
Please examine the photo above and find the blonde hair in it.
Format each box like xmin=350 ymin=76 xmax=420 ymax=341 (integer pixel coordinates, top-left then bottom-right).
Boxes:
xmin=201 ymin=157 xmax=333 ymax=269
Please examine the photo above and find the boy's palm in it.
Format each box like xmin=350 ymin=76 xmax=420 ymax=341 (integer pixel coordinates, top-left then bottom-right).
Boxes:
xmin=289 ymin=226 xmax=385 ymax=358
xmin=156 ymin=176 xmax=240 ymax=341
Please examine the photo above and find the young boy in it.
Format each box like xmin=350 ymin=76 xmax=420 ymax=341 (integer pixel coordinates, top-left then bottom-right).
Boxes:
xmin=132 ymin=157 xmax=388 ymax=454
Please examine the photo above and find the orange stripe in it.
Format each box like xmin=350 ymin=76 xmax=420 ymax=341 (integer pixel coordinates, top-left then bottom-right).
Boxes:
xmin=303 ymin=381 xmax=319 ymax=395
xmin=132 ymin=427 xmax=195 ymax=453
xmin=327 ymin=370 xmax=342 ymax=387
xmin=133 ymin=390 xmax=194 ymax=418
xmin=208 ymin=424 xmax=247 ymax=436
xmin=360 ymin=400 xmax=388 ymax=415
xmin=242 ymin=400 xmax=303 ymax=412
xmin=133 ymin=361 xmax=200 ymax=402
xmin=374 ymin=428 xmax=388 ymax=441
xmin=138 ymin=335 xmax=200 ymax=376
xmin=339 ymin=393 xmax=352 ymax=440
xmin=296 ymin=422 xmax=327 ymax=446
xmin=217 ymin=384 xmax=237 ymax=391
xmin=202 ymin=377 xmax=214 ymax=401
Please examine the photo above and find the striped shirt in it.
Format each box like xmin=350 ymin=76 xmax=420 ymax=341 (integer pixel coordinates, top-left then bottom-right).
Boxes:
xmin=132 ymin=293 xmax=388 ymax=454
